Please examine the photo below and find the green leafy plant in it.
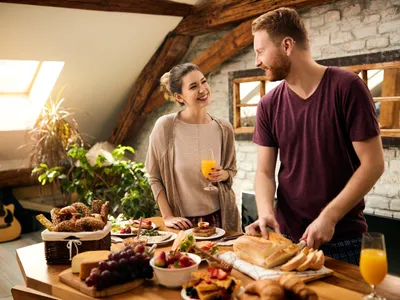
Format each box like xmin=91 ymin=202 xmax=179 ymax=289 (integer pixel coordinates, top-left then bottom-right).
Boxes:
xmin=32 ymin=144 xmax=157 ymax=219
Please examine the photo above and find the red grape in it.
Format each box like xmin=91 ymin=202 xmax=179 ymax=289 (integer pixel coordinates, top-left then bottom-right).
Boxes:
xmin=134 ymin=244 xmax=145 ymax=254
xmin=98 ymin=260 xmax=109 ymax=271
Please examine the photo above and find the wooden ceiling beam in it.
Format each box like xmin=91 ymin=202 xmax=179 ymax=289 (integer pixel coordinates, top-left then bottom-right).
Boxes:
xmin=108 ymin=33 xmax=193 ymax=145
xmin=1 ymin=0 xmax=193 ymax=17
xmin=0 ymin=168 xmax=36 ymax=188
xmin=174 ymin=0 xmax=332 ymax=36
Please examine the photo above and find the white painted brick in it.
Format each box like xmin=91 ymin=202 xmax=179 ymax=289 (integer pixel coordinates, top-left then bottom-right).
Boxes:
xmin=394 ymin=212 xmax=400 ymax=219
xmin=311 ymin=16 xmax=325 ymax=27
xmin=363 ymin=14 xmax=381 ymax=24
xmin=325 ymin=10 xmax=341 ymax=22
xmin=331 ymin=32 xmax=353 ymax=44
xmin=373 ymin=183 xmax=399 ymax=198
xmin=237 ymin=170 xmax=246 ymax=179
xmin=319 ymin=23 xmax=340 ymax=34
xmin=369 ymin=0 xmax=390 ymax=10
xmin=308 ymin=27 xmax=320 ymax=37
xmin=239 ymin=145 xmax=257 ymax=153
xmin=384 ymin=149 xmax=396 ymax=160
xmin=384 ymin=161 xmax=389 ymax=170
xmin=379 ymin=20 xmax=400 ymax=33
xmin=364 ymin=207 xmax=375 ymax=214
xmin=390 ymin=32 xmax=400 ymax=45
xmin=343 ymin=4 xmax=361 ymax=17
xmin=390 ymin=199 xmax=400 ymax=210
xmin=381 ymin=6 xmax=398 ymax=20
xmin=341 ymin=16 xmax=362 ymax=31
xmin=389 ymin=0 xmax=400 ymax=5
xmin=321 ymin=45 xmax=341 ymax=57
xmin=241 ymin=163 xmax=253 ymax=172
xmin=375 ymin=209 xmax=394 ymax=218
xmin=311 ymin=44 xmax=322 ymax=58
xmin=310 ymin=5 xmax=331 ymax=15
xmin=246 ymin=171 xmax=256 ymax=181
xmin=242 ymin=180 xmax=254 ymax=192
xmin=236 ymin=152 xmax=246 ymax=162
xmin=353 ymin=26 xmax=377 ymax=39
xmin=365 ymin=195 xmax=390 ymax=209
xmin=390 ymin=160 xmax=400 ymax=172
xmin=343 ymin=40 xmax=365 ymax=51
xmin=310 ymin=35 xmax=330 ymax=46
xmin=379 ymin=171 xmax=400 ymax=184
xmin=246 ymin=153 xmax=258 ymax=163
xmin=366 ymin=36 xmax=389 ymax=49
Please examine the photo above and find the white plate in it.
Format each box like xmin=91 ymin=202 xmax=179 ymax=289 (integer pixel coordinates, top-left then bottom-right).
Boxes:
xmin=111 ymin=221 xmax=157 ymax=236
xmin=141 ymin=231 xmax=177 ymax=246
xmin=184 ymin=228 xmax=226 ymax=240
xmin=181 ymin=286 xmax=245 ymax=300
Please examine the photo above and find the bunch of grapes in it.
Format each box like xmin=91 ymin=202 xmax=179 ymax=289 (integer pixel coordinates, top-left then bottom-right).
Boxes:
xmin=85 ymin=244 xmax=154 ymax=290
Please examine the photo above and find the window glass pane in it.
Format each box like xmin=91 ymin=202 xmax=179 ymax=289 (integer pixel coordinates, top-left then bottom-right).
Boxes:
xmin=240 ymin=106 xmax=257 ymax=127
xmin=0 ymin=60 xmax=40 ymax=93
xmin=239 ymin=81 xmax=260 ymax=105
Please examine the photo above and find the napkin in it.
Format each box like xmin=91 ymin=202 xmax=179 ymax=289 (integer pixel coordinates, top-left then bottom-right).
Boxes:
xmin=218 ymin=251 xmax=332 ymax=280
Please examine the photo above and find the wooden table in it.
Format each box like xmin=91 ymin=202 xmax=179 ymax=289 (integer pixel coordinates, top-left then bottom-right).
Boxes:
xmin=16 ymin=217 xmax=400 ymax=300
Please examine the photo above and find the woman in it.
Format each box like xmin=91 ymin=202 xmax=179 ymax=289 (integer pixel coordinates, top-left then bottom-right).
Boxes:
xmin=145 ymin=63 xmax=241 ymax=232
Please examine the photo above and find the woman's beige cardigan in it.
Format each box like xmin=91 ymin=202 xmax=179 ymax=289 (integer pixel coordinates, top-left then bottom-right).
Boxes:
xmin=145 ymin=112 xmax=241 ymax=232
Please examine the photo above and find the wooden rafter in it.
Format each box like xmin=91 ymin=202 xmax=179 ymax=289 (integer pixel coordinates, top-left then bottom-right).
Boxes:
xmin=1 ymin=0 xmax=193 ymax=17
xmin=174 ymin=0 xmax=332 ymax=36
xmin=108 ymin=33 xmax=193 ymax=145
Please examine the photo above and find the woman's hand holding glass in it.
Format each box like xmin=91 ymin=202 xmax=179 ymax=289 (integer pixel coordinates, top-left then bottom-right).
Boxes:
xmin=206 ymin=166 xmax=229 ymax=183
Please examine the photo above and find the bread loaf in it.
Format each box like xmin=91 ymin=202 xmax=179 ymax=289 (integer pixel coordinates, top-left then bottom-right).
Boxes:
xmin=264 ymin=243 xmax=300 ymax=269
xmin=233 ymin=233 xmax=292 ymax=267
xmin=280 ymin=252 xmax=307 ymax=272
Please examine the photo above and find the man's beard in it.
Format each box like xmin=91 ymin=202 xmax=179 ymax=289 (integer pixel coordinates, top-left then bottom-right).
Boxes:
xmin=264 ymin=53 xmax=291 ymax=82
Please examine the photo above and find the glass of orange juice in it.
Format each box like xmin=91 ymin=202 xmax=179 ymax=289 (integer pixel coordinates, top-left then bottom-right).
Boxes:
xmin=201 ymin=148 xmax=218 ymax=191
xmin=359 ymin=232 xmax=388 ymax=300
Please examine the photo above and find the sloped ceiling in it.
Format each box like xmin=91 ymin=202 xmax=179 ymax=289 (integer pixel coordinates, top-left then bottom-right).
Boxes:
xmin=0 ymin=1 xmax=197 ymax=171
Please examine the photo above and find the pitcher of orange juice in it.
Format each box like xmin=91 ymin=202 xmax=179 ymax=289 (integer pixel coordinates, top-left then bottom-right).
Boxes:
xmin=359 ymin=232 xmax=388 ymax=300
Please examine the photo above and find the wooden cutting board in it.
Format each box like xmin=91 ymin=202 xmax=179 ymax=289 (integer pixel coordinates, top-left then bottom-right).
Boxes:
xmin=59 ymin=268 xmax=144 ymax=298
xmin=300 ymin=268 xmax=334 ymax=283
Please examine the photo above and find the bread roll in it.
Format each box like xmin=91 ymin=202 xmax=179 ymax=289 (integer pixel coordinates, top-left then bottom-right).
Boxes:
xmin=233 ymin=233 xmax=292 ymax=267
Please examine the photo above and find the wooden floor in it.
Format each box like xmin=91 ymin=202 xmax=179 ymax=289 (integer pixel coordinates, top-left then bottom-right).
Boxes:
xmin=0 ymin=231 xmax=42 ymax=300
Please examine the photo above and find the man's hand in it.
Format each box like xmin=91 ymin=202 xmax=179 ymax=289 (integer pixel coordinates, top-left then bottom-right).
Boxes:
xmin=164 ymin=216 xmax=193 ymax=230
xmin=245 ymin=214 xmax=280 ymax=239
xmin=300 ymin=216 xmax=336 ymax=249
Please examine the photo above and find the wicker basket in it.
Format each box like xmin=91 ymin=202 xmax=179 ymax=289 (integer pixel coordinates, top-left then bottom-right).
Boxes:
xmin=41 ymin=222 xmax=112 ymax=265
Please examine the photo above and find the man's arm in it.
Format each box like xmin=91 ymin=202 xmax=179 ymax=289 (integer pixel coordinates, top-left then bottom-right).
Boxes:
xmin=302 ymin=135 xmax=384 ymax=248
xmin=245 ymin=145 xmax=280 ymax=238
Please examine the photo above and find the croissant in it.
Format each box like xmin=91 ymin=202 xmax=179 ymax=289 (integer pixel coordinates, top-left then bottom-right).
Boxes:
xmin=279 ymin=274 xmax=318 ymax=300
xmin=241 ymin=279 xmax=285 ymax=300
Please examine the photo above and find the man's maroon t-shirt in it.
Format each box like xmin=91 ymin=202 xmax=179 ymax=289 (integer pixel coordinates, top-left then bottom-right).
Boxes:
xmin=252 ymin=67 xmax=380 ymax=242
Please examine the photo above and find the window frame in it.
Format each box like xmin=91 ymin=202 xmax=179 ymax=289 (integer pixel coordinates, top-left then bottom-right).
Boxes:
xmin=229 ymin=50 xmax=400 ymax=146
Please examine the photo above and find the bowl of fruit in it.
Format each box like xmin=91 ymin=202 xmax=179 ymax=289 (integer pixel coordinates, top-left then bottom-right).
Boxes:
xmin=150 ymin=250 xmax=201 ymax=288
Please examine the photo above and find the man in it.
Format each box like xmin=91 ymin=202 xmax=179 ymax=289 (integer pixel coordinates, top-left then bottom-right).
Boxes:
xmin=245 ymin=7 xmax=384 ymax=265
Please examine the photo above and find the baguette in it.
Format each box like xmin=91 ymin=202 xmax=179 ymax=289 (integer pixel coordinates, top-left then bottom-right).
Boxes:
xmin=281 ymin=252 xmax=307 ymax=272
xmin=234 ymin=234 xmax=292 ymax=267
xmin=264 ymin=243 xmax=300 ymax=268
xmin=296 ymin=251 xmax=318 ymax=272
xmin=310 ymin=250 xmax=325 ymax=270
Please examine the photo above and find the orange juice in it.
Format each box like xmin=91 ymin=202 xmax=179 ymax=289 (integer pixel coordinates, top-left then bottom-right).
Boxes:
xmin=201 ymin=160 xmax=216 ymax=179
xmin=360 ymin=249 xmax=387 ymax=285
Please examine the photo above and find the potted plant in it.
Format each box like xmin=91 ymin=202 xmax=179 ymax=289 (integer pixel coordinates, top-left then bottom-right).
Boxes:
xmin=32 ymin=143 xmax=157 ymax=218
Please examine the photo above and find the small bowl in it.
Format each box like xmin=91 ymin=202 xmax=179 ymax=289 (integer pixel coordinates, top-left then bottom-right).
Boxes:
xmin=150 ymin=252 xmax=201 ymax=288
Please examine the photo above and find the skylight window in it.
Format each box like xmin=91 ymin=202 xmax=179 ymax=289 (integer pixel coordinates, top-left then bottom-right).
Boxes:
xmin=0 ymin=60 xmax=64 ymax=131
xmin=0 ymin=60 xmax=40 ymax=93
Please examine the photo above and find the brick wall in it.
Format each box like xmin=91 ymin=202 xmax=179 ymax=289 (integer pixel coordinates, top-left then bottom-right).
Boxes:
xmin=132 ymin=0 xmax=400 ymax=219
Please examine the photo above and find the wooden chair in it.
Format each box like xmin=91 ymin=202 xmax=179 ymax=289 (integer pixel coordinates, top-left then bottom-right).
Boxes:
xmin=11 ymin=285 xmax=59 ymax=300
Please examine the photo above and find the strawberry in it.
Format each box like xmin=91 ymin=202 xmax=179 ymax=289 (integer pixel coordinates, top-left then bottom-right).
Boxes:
xmin=217 ymin=269 xmax=228 ymax=280
xmin=208 ymin=268 xmax=218 ymax=279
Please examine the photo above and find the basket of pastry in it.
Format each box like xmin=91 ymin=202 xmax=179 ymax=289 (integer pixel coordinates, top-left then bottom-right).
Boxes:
xmin=36 ymin=200 xmax=112 ymax=265
xmin=182 ymin=267 xmax=243 ymax=300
